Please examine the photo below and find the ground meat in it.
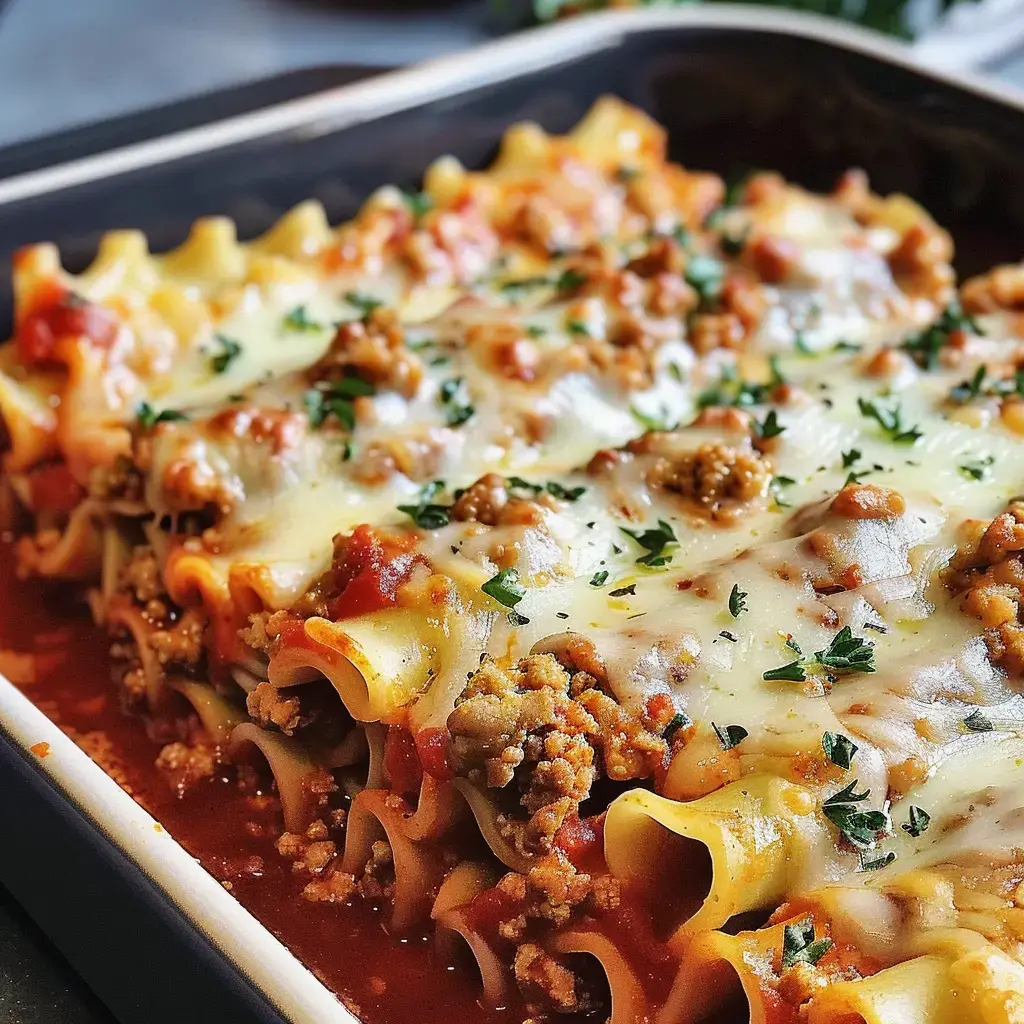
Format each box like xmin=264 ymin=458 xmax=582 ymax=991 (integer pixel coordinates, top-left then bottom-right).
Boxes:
xmin=450 ymin=473 xmax=552 ymax=527
xmin=246 ymin=682 xmax=302 ymax=734
xmin=829 ymin=483 xmax=905 ymax=520
xmin=206 ymin=407 xmax=307 ymax=456
xmin=357 ymin=840 xmax=396 ymax=901
xmin=155 ymin=741 xmax=215 ymax=793
xmin=448 ymin=653 xmax=667 ymax=857
xmin=744 ymin=234 xmax=800 ymax=284
xmin=148 ymin=608 xmax=206 ymax=668
xmin=886 ymin=221 xmax=955 ymax=305
xmin=514 ymin=944 xmax=587 ymax=1015
xmin=311 ymin=307 xmax=423 ymax=399
xmin=349 ymin=430 xmax=449 ymax=486
xmin=239 ymin=609 xmax=294 ymax=652
xmin=302 ymin=869 xmax=357 ymax=904
xmin=961 ymin=262 xmax=1024 ymax=314
xmin=687 ymin=312 xmax=746 ymax=354
xmin=634 ymin=435 xmax=772 ymax=523
xmin=88 ymin=454 xmax=145 ymax=504
xmin=943 ymin=502 xmax=1024 ymax=677
xmin=119 ymin=545 xmax=163 ymax=605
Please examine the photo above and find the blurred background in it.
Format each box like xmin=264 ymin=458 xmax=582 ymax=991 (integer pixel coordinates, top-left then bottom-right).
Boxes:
xmin=2 ymin=0 xmax=1024 ymax=150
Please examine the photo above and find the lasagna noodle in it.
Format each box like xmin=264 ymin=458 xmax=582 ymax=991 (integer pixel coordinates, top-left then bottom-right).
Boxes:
xmin=604 ymin=778 xmax=827 ymax=941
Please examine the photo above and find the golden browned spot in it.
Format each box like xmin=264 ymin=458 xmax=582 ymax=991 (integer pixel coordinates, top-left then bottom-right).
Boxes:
xmin=830 ymin=484 xmax=906 ymax=520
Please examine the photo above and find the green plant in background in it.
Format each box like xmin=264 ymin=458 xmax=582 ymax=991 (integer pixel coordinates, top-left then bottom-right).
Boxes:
xmin=519 ymin=0 xmax=973 ymax=39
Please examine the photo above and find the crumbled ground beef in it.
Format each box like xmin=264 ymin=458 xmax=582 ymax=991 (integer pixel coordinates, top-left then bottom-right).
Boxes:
xmin=448 ymin=651 xmax=660 ymax=945
xmin=514 ymin=944 xmax=589 ymax=1015
xmin=961 ymin=262 xmax=1024 ymax=314
xmin=246 ymin=682 xmax=302 ymax=734
xmin=450 ymin=473 xmax=553 ymax=528
xmin=598 ymin=432 xmax=771 ymax=524
xmin=311 ymin=307 xmax=423 ymax=399
xmin=155 ymin=740 xmax=215 ymax=793
xmin=88 ymin=454 xmax=145 ymax=503
xmin=943 ymin=501 xmax=1024 ymax=676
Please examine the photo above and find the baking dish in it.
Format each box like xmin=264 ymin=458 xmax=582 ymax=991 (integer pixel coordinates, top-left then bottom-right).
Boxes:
xmin=2 ymin=8 xmax=1024 ymax=1023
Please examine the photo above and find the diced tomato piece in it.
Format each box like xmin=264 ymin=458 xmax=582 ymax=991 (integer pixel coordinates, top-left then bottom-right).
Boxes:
xmin=383 ymin=726 xmax=423 ymax=797
xmin=327 ymin=525 xmax=422 ymax=620
xmin=16 ymin=283 xmax=119 ymax=366
xmin=26 ymin=462 xmax=84 ymax=512
xmin=466 ymin=887 xmax=517 ymax=935
xmin=414 ymin=726 xmax=453 ymax=782
xmin=554 ymin=812 xmax=605 ymax=870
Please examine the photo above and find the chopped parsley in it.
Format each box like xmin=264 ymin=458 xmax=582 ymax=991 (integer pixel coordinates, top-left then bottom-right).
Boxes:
xmin=697 ymin=363 xmax=780 ymax=410
xmin=615 ymin=165 xmax=640 ymax=183
xmin=770 ymin=475 xmax=796 ymax=508
xmin=481 ymin=567 xmax=525 ymax=609
xmin=438 ymin=377 xmax=475 ymax=427
xmin=822 ymin=731 xmax=858 ymax=770
xmin=566 ymin=318 xmax=591 ymax=336
xmin=397 ymin=481 xmax=451 ymax=529
xmin=781 ymin=920 xmax=833 ymax=969
xmin=762 ymin=659 xmax=807 ymax=682
xmin=609 ymin=584 xmax=636 ymax=598
xmin=822 ymin=781 xmax=891 ymax=850
xmin=304 ymin=374 xmax=375 ymax=430
xmin=859 ymin=851 xmax=897 ymax=872
xmin=949 ymin=364 xmax=987 ymax=404
xmin=282 ymin=304 xmax=323 ymax=333
xmin=718 ymin=630 xmax=738 ymax=642
xmin=555 ymin=268 xmax=588 ymax=293
xmin=816 ymin=626 xmax=877 ymax=673
xmin=959 ymin=455 xmax=994 ymax=482
xmin=136 ymin=402 xmax=187 ymax=428
xmin=590 ymin=570 xmax=610 ymax=587
xmin=620 ymin=519 xmax=678 ymax=567
xmin=402 ymin=189 xmax=433 ymax=222
xmin=545 ymin=481 xmax=586 ymax=502
xmin=663 ymin=712 xmax=691 ymax=741
xmin=631 ymin=405 xmax=677 ymax=432
xmin=526 ymin=324 xmax=546 ymax=338
xmin=901 ymin=300 xmax=981 ymax=370
xmin=684 ymin=254 xmax=724 ymax=308
xmin=841 ymin=448 xmax=861 ymax=469
xmin=857 ymin=397 xmax=922 ymax=445
xmin=728 ymin=584 xmax=747 ymax=618
xmin=963 ymin=708 xmax=993 ymax=732
xmin=344 ymin=291 xmax=384 ymax=320
xmin=210 ymin=334 xmax=242 ymax=374
xmin=763 ymin=626 xmax=875 ymax=682
xmin=754 ymin=409 xmax=785 ymax=440
xmin=902 ymin=805 xmax=931 ymax=838
xmin=712 ymin=723 xmax=748 ymax=750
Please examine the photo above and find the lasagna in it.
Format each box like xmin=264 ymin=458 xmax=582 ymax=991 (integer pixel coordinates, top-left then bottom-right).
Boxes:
xmin=3 ymin=96 xmax=1024 ymax=1024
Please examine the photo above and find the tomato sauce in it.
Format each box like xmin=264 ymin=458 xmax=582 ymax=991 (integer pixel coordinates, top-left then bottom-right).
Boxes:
xmin=0 ymin=543 xmax=501 ymax=1024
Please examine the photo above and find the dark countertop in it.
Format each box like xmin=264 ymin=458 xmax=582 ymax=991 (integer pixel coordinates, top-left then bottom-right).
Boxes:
xmin=0 ymin=884 xmax=113 ymax=1024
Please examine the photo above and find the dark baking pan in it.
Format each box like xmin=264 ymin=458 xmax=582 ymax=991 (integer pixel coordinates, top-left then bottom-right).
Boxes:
xmin=0 ymin=65 xmax=385 ymax=182
xmin=1 ymin=9 xmax=1024 ymax=1023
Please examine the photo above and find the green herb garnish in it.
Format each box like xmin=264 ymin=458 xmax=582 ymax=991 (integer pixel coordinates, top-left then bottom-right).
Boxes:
xmin=963 ymin=708 xmax=993 ymax=732
xmin=344 ymin=291 xmax=384 ymax=320
xmin=481 ymin=567 xmax=525 ymax=609
xmin=397 ymin=481 xmax=451 ymax=529
xmin=959 ymin=455 xmax=994 ymax=482
xmin=620 ymin=519 xmax=678 ymax=567
xmin=136 ymin=402 xmax=188 ymax=428
xmin=781 ymin=920 xmax=833 ymax=969
xmin=822 ymin=732 xmax=858 ymax=770
xmin=857 ymin=397 xmax=922 ymax=445
xmin=210 ymin=334 xmax=242 ymax=374
xmin=438 ymin=377 xmax=475 ymax=427
xmin=728 ymin=584 xmax=747 ymax=618
xmin=822 ymin=781 xmax=891 ymax=850
xmin=902 ymin=805 xmax=931 ymax=837
xmin=712 ymin=723 xmax=748 ymax=750
xmin=590 ymin=570 xmax=609 ymax=587
xmin=283 ymin=305 xmax=323 ymax=333
xmin=901 ymin=300 xmax=981 ymax=370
